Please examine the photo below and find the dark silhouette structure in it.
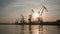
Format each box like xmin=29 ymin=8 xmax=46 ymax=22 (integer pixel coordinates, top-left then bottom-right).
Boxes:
xmin=20 ymin=14 xmax=25 ymax=24
xmin=15 ymin=19 xmax=19 ymax=25
xmin=57 ymin=20 xmax=60 ymax=24
xmin=28 ymin=14 xmax=32 ymax=34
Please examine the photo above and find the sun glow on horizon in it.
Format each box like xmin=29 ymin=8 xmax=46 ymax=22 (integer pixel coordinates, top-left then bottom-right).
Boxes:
xmin=32 ymin=12 xmax=40 ymax=19
xmin=32 ymin=12 xmax=40 ymax=22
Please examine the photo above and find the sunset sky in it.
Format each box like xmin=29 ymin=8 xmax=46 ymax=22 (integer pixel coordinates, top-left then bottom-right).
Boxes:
xmin=0 ymin=0 xmax=60 ymax=23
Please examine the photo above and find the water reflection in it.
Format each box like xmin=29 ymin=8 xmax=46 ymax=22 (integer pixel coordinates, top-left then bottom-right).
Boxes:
xmin=0 ymin=25 xmax=60 ymax=34
xmin=16 ymin=25 xmax=43 ymax=34
xmin=29 ymin=25 xmax=32 ymax=34
xmin=20 ymin=25 xmax=24 ymax=34
xmin=39 ymin=25 xmax=43 ymax=34
xmin=57 ymin=26 xmax=60 ymax=34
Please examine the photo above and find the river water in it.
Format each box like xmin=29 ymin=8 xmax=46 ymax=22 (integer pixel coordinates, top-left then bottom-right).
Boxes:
xmin=0 ymin=25 xmax=60 ymax=34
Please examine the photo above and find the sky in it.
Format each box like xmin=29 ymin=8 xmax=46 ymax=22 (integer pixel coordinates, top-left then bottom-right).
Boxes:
xmin=0 ymin=0 xmax=60 ymax=23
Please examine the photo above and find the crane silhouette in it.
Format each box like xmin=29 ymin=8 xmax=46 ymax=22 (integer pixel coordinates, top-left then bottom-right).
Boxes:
xmin=20 ymin=14 xmax=25 ymax=34
xmin=37 ymin=5 xmax=48 ymax=23
xmin=37 ymin=5 xmax=48 ymax=34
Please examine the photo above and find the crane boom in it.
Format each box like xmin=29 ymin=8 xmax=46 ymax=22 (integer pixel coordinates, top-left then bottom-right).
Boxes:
xmin=40 ymin=5 xmax=48 ymax=15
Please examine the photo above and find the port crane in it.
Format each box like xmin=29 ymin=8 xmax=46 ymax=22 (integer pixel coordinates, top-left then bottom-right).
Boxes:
xmin=37 ymin=5 xmax=48 ymax=34
xmin=37 ymin=5 xmax=48 ymax=23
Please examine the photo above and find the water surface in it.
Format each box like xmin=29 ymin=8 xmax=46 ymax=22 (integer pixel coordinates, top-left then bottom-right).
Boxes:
xmin=0 ymin=25 xmax=60 ymax=34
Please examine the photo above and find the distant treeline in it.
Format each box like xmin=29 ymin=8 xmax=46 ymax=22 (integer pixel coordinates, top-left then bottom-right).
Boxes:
xmin=0 ymin=20 xmax=60 ymax=25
